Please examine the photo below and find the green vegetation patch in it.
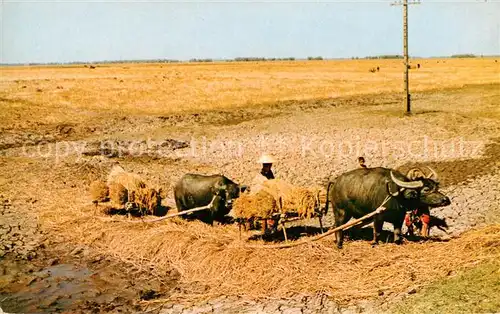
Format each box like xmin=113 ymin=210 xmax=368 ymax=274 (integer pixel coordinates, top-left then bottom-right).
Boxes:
xmin=392 ymin=262 xmax=500 ymax=314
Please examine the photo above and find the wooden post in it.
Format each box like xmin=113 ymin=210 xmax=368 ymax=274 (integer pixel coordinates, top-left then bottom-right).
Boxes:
xmin=281 ymin=220 xmax=288 ymax=242
xmin=403 ymin=0 xmax=410 ymax=113
xmin=391 ymin=0 xmax=420 ymax=114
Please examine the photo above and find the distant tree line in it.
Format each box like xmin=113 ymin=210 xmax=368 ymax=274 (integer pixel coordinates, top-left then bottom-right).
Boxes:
xmin=189 ymin=58 xmax=214 ymax=63
xmin=361 ymin=55 xmax=403 ymax=59
xmin=187 ymin=57 xmax=298 ymax=63
xmin=450 ymin=54 xmax=477 ymax=58
xmin=2 ymin=54 xmax=495 ymax=66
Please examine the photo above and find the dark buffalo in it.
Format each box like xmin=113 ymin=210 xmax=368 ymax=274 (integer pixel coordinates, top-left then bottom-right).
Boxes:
xmin=326 ymin=167 xmax=450 ymax=248
xmin=174 ymin=174 xmax=245 ymax=224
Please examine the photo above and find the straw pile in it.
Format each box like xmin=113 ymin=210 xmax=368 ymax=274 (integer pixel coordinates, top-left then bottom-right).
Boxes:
xmin=262 ymin=179 xmax=319 ymax=218
xmin=43 ymin=197 xmax=500 ymax=304
xmin=109 ymin=182 xmax=128 ymax=207
xmin=107 ymin=165 xmax=146 ymax=191
xmin=100 ymin=165 xmax=162 ymax=215
xmin=89 ymin=180 xmax=109 ymax=202
xmin=232 ymin=191 xmax=278 ymax=219
xmin=130 ymin=187 xmax=161 ymax=216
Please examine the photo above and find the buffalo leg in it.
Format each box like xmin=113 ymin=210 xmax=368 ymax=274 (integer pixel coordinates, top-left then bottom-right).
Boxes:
xmin=393 ymin=226 xmax=403 ymax=244
xmin=392 ymin=212 xmax=407 ymax=244
xmin=372 ymin=216 xmax=384 ymax=245
xmin=200 ymin=210 xmax=214 ymax=225
xmin=334 ymin=208 xmax=351 ymax=249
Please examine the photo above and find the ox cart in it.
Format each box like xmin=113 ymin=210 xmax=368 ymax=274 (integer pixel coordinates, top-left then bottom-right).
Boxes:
xmin=234 ymin=204 xmax=326 ymax=243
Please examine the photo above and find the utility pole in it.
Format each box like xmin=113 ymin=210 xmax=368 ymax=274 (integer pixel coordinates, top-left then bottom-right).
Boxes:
xmin=391 ymin=0 xmax=420 ymax=114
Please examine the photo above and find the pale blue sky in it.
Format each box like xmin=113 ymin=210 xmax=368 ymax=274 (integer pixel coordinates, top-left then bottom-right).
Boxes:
xmin=1 ymin=0 xmax=499 ymax=64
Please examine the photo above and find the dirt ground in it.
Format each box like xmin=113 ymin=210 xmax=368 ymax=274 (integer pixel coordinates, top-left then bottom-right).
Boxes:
xmin=1 ymin=61 xmax=500 ymax=313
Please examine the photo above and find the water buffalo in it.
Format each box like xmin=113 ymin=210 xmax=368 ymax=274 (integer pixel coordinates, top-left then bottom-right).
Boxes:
xmin=326 ymin=167 xmax=450 ymax=248
xmin=174 ymin=174 xmax=246 ymax=224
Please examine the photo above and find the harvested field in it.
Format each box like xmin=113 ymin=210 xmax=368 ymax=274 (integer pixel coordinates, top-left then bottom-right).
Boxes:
xmin=40 ymin=207 xmax=500 ymax=302
xmin=0 ymin=59 xmax=499 ymax=313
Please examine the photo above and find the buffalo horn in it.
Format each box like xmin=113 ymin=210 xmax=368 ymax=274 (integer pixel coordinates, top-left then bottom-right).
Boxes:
xmin=386 ymin=182 xmax=400 ymax=197
xmin=406 ymin=168 xmax=424 ymax=180
xmin=426 ymin=166 xmax=439 ymax=180
xmin=390 ymin=171 xmax=423 ymax=189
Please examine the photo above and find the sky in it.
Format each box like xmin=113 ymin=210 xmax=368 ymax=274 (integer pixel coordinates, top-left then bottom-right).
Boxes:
xmin=1 ymin=0 xmax=499 ymax=64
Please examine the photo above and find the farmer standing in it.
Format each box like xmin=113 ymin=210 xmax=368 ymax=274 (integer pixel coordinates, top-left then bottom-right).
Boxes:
xmin=250 ymin=153 xmax=276 ymax=193
xmin=249 ymin=154 xmax=277 ymax=234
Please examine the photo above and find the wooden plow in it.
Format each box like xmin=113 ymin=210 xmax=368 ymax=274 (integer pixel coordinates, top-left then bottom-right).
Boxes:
xmin=98 ymin=196 xmax=217 ymax=223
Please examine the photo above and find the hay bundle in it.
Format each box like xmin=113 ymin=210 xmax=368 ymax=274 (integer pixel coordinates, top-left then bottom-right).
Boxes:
xmin=130 ymin=187 xmax=161 ymax=216
xmin=90 ymin=180 xmax=109 ymax=202
xmin=109 ymin=182 xmax=128 ymax=207
xmin=290 ymin=188 xmax=317 ymax=219
xmin=106 ymin=165 xmax=163 ymax=216
xmin=232 ymin=190 xmax=278 ymax=219
xmin=107 ymin=165 xmax=146 ymax=192
xmin=312 ymin=186 xmax=327 ymax=206
xmin=262 ymin=179 xmax=319 ymax=219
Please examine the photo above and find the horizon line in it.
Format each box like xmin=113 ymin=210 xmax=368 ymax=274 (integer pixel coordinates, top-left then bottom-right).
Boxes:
xmin=2 ymin=53 xmax=498 ymax=66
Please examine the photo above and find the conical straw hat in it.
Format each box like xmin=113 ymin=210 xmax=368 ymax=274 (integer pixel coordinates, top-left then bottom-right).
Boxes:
xmin=258 ymin=154 xmax=276 ymax=164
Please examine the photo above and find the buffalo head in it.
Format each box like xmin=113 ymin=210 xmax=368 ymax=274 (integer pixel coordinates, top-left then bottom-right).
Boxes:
xmin=388 ymin=167 xmax=451 ymax=208
xmin=215 ymin=183 xmax=246 ymax=209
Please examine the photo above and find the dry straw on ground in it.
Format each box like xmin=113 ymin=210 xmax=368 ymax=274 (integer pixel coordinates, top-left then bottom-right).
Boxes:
xmin=41 ymin=203 xmax=500 ymax=304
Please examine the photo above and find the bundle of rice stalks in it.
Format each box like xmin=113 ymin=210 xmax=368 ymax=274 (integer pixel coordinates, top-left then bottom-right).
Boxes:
xmin=290 ymin=188 xmax=317 ymax=219
xmin=232 ymin=190 xmax=278 ymax=219
xmin=109 ymin=182 xmax=128 ymax=208
xmin=130 ymin=187 xmax=161 ymax=216
xmin=107 ymin=165 xmax=146 ymax=191
xmin=262 ymin=179 xmax=319 ymax=218
xmin=89 ymin=180 xmax=109 ymax=202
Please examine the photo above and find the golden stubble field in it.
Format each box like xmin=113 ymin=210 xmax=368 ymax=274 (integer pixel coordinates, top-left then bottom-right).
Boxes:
xmin=1 ymin=58 xmax=499 ymax=128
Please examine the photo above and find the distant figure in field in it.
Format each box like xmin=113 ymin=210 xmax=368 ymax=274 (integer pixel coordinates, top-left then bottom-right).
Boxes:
xmin=358 ymin=157 xmax=367 ymax=168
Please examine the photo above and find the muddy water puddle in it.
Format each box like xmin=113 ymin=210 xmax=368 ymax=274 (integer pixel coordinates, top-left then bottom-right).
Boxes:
xmin=0 ymin=254 xmax=171 ymax=313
